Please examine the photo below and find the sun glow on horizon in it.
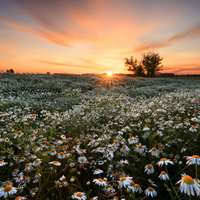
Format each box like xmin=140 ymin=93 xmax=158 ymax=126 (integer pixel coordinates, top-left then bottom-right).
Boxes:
xmin=106 ymin=72 xmax=113 ymax=76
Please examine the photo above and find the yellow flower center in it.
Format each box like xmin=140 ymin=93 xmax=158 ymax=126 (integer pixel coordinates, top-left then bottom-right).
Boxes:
xmin=148 ymin=187 xmax=153 ymax=191
xmin=130 ymin=180 xmax=135 ymax=186
xmin=76 ymin=192 xmax=82 ymax=197
xmin=152 ymin=147 xmax=157 ymax=151
xmin=147 ymin=164 xmax=152 ymax=169
xmin=192 ymin=155 xmax=200 ymax=158
xmin=120 ymin=177 xmax=126 ymax=182
xmin=138 ymin=145 xmax=143 ymax=148
xmin=0 ymin=161 xmax=3 ymax=163
xmin=15 ymin=197 xmax=23 ymax=200
xmin=98 ymin=178 xmax=104 ymax=182
xmin=135 ymin=184 xmax=140 ymax=188
xmin=182 ymin=176 xmax=194 ymax=185
xmin=160 ymin=158 xmax=167 ymax=161
xmin=161 ymin=171 xmax=166 ymax=174
xmin=4 ymin=185 xmax=13 ymax=192
xmin=53 ymin=161 xmax=58 ymax=164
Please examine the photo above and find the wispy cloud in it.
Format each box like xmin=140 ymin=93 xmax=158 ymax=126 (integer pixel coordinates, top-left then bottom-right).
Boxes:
xmin=134 ymin=23 xmax=200 ymax=52
xmin=0 ymin=47 xmax=15 ymax=53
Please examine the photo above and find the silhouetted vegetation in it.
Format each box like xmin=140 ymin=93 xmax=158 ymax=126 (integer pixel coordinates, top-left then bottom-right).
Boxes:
xmin=124 ymin=51 xmax=163 ymax=77
xmin=6 ymin=68 xmax=14 ymax=74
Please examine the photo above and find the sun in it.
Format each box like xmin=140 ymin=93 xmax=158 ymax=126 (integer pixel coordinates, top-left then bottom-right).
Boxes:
xmin=94 ymin=72 xmax=124 ymax=91
xmin=106 ymin=71 xmax=113 ymax=76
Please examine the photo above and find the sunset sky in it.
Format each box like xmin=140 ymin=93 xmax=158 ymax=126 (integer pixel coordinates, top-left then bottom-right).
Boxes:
xmin=0 ymin=0 xmax=200 ymax=74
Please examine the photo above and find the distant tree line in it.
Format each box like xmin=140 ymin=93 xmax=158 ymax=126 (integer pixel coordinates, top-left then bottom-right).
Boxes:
xmin=124 ymin=51 xmax=163 ymax=77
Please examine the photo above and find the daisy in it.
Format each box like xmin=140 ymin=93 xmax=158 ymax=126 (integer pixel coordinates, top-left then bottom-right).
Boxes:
xmin=118 ymin=176 xmax=132 ymax=188
xmin=0 ymin=160 xmax=8 ymax=166
xmin=127 ymin=180 xmax=136 ymax=193
xmin=33 ymin=158 xmax=42 ymax=166
xmin=93 ymin=168 xmax=103 ymax=175
xmin=144 ymin=164 xmax=154 ymax=175
xmin=145 ymin=187 xmax=157 ymax=197
xmin=135 ymin=144 xmax=146 ymax=154
xmin=149 ymin=147 xmax=159 ymax=156
xmin=93 ymin=178 xmax=107 ymax=187
xmin=78 ymin=156 xmax=88 ymax=164
xmin=185 ymin=155 xmax=200 ymax=165
xmin=157 ymin=158 xmax=174 ymax=167
xmin=71 ymin=191 xmax=87 ymax=200
xmin=49 ymin=161 xmax=61 ymax=166
xmin=135 ymin=184 xmax=143 ymax=193
xmin=15 ymin=196 xmax=27 ymax=200
xmin=128 ymin=136 xmax=139 ymax=144
xmin=0 ymin=184 xmax=18 ymax=198
xmin=158 ymin=171 xmax=169 ymax=181
xmin=57 ymin=152 xmax=66 ymax=159
xmin=176 ymin=174 xmax=200 ymax=196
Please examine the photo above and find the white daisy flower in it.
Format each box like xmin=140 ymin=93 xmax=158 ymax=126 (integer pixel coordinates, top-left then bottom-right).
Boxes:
xmin=33 ymin=158 xmax=42 ymax=166
xmin=71 ymin=191 xmax=87 ymax=200
xmin=93 ymin=168 xmax=104 ymax=175
xmin=185 ymin=155 xmax=200 ymax=165
xmin=0 ymin=160 xmax=8 ymax=166
xmin=78 ymin=156 xmax=88 ymax=164
xmin=135 ymin=184 xmax=143 ymax=193
xmin=128 ymin=136 xmax=139 ymax=144
xmin=127 ymin=180 xmax=136 ymax=193
xmin=145 ymin=187 xmax=157 ymax=197
xmin=15 ymin=196 xmax=27 ymax=200
xmin=72 ymin=192 xmax=87 ymax=200
xmin=49 ymin=161 xmax=61 ymax=166
xmin=149 ymin=147 xmax=159 ymax=156
xmin=144 ymin=164 xmax=154 ymax=175
xmin=176 ymin=174 xmax=200 ymax=196
xmin=93 ymin=178 xmax=107 ymax=187
xmin=118 ymin=176 xmax=132 ymax=189
xmin=135 ymin=144 xmax=146 ymax=154
xmin=157 ymin=158 xmax=174 ymax=167
xmin=158 ymin=171 xmax=169 ymax=181
xmin=57 ymin=152 xmax=66 ymax=159
xmin=0 ymin=185 xmax=18 ymax=198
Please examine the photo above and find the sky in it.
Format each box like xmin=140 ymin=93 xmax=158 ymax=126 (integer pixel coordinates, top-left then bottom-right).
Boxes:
xmin=0 ymin=0 xmax=200 ymax=74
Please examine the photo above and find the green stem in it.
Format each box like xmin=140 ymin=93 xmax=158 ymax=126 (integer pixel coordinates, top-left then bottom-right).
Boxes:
xmin=165 ymin=165 xmax=181 ymax=200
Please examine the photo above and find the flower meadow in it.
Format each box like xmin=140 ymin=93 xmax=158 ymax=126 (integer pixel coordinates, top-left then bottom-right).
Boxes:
xmin=0 ymin=74 xmax=200 ymax=200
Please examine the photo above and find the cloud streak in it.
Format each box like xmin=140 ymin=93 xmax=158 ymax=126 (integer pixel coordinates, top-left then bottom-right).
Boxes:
xmin=134 ymin=23 xmax=200 ymax=52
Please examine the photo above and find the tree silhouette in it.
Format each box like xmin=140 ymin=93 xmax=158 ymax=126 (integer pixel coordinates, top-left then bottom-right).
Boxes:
xmin=141 ymin=51 xmax=163 ymax=77
xmin=124 ymin=56 xmax=145 ymax=77
xmin=124 ymin=51 xmax=163 ymax=77
xmin=6 ymin=69 xmax=14 ymax=74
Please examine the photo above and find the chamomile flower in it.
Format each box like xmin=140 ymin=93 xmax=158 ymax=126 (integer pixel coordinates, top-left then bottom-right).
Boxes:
xmin=149 ymin=147 xmax=159 ymax=156
xmin=145 ymin=187 xmax=157 ymax=197
xmin=176 ymin=174 xmax=200 ymax=196
xmin=127 ymin=180 xmax=136 ymax=193
xmin=135 ymin=144 xmax=146 ymax=154
xmin=135 ymin=184 xmax=143 ymax=193
xmin=0 ymin=184 xmax=18 ymax=198
xmin=185 ymin=155 xmax=200 ymax=165
xmin=157 ymin=158 xmax=174 ymax=167
xmin=118 ymin=176 xmax=132 ymax=188
xmin=49 ymin=161 xmax=61 ymax=166
xmin=15 ymin=196 xmax=27 ymax=200
xmin=158 ymin=171 xmax=169 ymax=181
xmin=93 ymin=178 xmax=107 ymax=187
xmin=0 ymin=160 xmax=8 ymax=166
xmin=71 ymin=192 xmax=87 ymax=200
xmin=144 ymin=164 xmax=154 ymax=175
xmin=93 ymin=168 xmax=103 ymax=175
